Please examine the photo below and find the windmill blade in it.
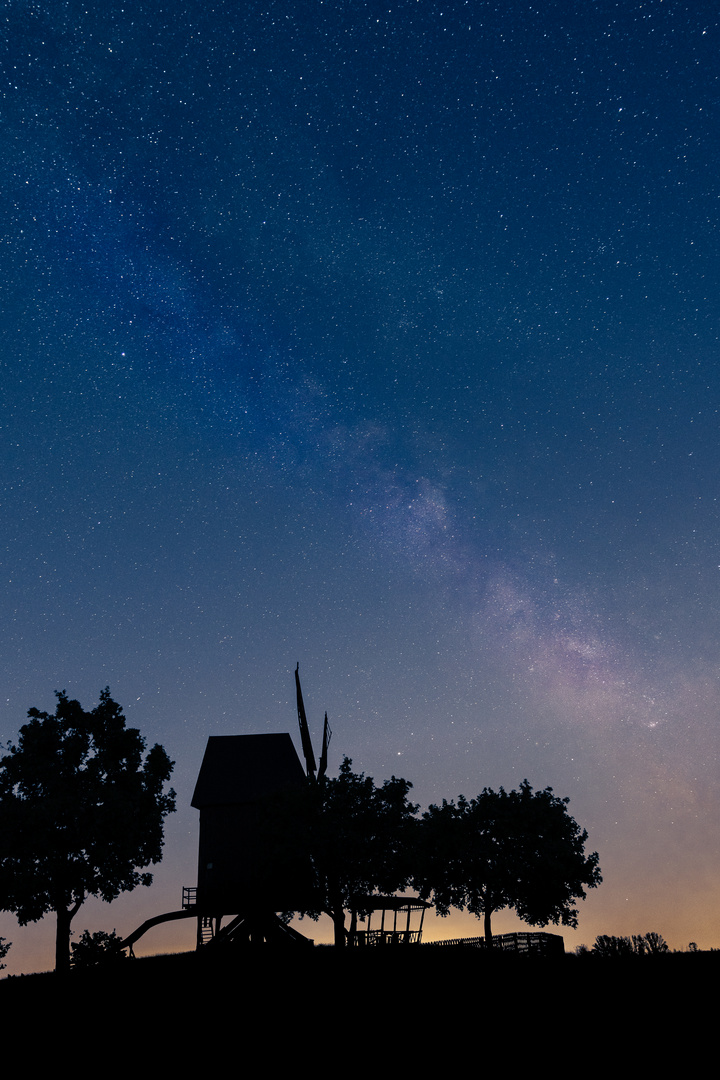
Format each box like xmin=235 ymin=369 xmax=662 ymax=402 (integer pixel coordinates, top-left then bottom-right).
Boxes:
xmin=295 ymin=663 xmax=317 ymax=779
xmin=317 ymin=712 xmax=332 ymax=780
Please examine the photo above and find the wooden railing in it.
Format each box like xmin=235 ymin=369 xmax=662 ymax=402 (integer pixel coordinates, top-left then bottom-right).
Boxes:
xmin=351 ymin=929 xmax=423 ymax=946
xmin=426 ymin=931 xmax=564 ymax=954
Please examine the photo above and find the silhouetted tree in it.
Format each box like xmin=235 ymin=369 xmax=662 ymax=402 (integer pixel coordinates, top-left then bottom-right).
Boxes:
xmin=593 ymin=932 xmax=669 ymax=957
xmin=633 ymin=931 xmax=669 ymax=955
xmin=0 ymin=936 xmax=9 ymax=970
xmin=415 ymin=780 xmax=601 ymax=947
xmin=70 ymin=928 xmax=127 ymax=968
xmin=302 ymin=757 xmax=419 ymax=946
xmin=593 ymin=934 xmax=635 ymax=957
xmin=0 ymin=689 xmax=175 ymax=974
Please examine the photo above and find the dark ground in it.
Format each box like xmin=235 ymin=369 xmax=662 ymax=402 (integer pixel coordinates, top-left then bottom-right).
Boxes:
xmin=2 ymin=946 xmax=715 ymax=1061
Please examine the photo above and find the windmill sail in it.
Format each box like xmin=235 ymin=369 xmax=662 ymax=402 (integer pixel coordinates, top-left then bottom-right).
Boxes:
xmin=295 ymin=663 xmax=317 ymax=779
xmin=318 ymin=712 xmax=332 ymax=781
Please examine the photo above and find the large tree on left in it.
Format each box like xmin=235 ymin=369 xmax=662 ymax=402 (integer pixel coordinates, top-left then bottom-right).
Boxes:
xmin=0 ymin=689 xmax=175 ymax=973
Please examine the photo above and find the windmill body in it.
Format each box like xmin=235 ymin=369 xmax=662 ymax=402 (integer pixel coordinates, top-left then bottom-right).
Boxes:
xmin=191 ymin=733 xmax=309 ymax=914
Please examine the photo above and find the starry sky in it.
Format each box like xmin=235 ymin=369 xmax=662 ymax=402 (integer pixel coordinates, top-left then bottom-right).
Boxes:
xmin=2 ymin=1 xmax=720 ymax=972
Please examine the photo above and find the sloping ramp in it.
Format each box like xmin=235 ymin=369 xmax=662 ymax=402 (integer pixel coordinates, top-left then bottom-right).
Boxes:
xmin=121 ymin=909 xmax=196 ymax=952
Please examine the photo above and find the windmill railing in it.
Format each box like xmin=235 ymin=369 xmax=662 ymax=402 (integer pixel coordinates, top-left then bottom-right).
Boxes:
xmin=182 ymin=886 xmax=197 ymax=909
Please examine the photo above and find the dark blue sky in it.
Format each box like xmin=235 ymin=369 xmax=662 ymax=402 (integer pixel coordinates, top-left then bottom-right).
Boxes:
xmin=2 ymin=1 xmax=719 ymax=968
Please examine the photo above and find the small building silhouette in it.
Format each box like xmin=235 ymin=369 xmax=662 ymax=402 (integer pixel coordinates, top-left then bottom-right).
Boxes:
xmin=350 ymin=896 xmax=429 ymax=946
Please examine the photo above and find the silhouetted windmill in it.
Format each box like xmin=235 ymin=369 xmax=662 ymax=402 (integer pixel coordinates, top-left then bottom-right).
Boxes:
xmin=123 ymin=666 xmax=329 ymax=953
xmin=185 ymin=666 xmax=330 ymax=947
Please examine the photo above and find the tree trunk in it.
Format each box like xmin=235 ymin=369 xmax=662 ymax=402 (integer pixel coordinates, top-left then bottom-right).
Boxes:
xmin=484 ymin=906 xmax=493 ymax=950
xmin=332 ymin=907 xmax=346 ymax=947
xmin=55 ymin=907 xmax=72 ymax=975
xmin=55 ymin=899 xmax=82 ymax=975
xmin=326 ymin=884 xmax=347 ymax=947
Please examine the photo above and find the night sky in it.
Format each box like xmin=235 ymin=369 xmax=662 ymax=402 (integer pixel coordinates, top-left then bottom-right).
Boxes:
xmin=2 ymin=1 xmax=719 ymax=972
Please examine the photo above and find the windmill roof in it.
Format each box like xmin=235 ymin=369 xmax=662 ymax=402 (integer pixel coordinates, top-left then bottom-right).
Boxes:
xmin=191 ymin=733 xmax=306 ymax=807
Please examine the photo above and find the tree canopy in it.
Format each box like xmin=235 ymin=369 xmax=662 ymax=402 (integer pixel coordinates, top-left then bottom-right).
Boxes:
xmin=302 ymin=756 xmax=419 ymax=945
xmin=414 ymin=780 xmax=601 ymax=946
xmin=0 ymin=689 xmax=175 ymax=973
xmin=70 ymin=928 xmax=128 ymax=969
